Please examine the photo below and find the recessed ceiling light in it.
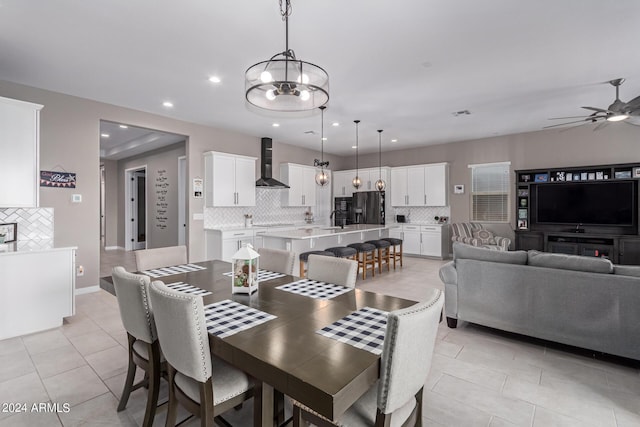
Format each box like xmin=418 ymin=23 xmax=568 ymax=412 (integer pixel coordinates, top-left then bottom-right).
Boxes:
xmin=119 ymin=124 xmax=128 ymax=129
xmin=391 ymin=139 xmax=398 ymax=142
xmin=272 ymin=123 xmax=280 ymax=127
xmin=332 ymin=122 xmax=339 ymax=127
xmin=162 ymin=101 xmax=174 ymax=108
xmin=322 ymin=137 xmax=327 ymax=141
xmin=209 ymin=76 xmax=221 ymax=83
xmin=101 ymin=133 xmax=110 ymax=138
xmin=352 ymin=145 xmax=357 ymax=149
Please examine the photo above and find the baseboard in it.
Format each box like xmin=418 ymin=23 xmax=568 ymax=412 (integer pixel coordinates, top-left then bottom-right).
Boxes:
xmin=75 ymin=285 xmax=101 ymax=295
xmin=104 ymin=246 xmax=124 ymax=251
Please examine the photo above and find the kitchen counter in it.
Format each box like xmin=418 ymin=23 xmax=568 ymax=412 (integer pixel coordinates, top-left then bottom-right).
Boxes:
xmin=262 ymin=224 xmax=394 ymax=240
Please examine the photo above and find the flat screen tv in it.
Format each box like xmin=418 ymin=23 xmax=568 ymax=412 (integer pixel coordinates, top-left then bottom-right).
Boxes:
xmin=536 ymin=181 xmax=636 ymax=226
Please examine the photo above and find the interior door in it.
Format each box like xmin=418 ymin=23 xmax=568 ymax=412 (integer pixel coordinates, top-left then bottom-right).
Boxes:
xmin=132 ymin=170 xmax=147 ymax=250
xmin=178 ymin=156 xmax=186 ymax=245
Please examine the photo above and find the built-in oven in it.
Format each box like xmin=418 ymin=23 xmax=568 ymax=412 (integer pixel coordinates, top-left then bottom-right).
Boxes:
xmin=333 ymin=197 xmax=353 ymax=227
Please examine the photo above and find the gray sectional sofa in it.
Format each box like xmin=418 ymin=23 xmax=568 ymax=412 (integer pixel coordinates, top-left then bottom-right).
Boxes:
xmin=439 ymin=242 xmax=640 ymax=360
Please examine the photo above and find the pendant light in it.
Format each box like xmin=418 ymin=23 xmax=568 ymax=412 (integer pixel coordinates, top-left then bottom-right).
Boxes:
xmin=244 ymin=0 xmax=329 ymax=112
xmin=375 ymin=129 xmax=386 ymax=191
xmin=314 ymin=106 xmax=330 ymax=186
xmin=352 ymin=120 xmax=361 ymax=189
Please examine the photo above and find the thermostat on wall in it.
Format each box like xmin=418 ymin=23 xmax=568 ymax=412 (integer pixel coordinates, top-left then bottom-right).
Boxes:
xmin=71 ymin=194 xmax=82 ymax=203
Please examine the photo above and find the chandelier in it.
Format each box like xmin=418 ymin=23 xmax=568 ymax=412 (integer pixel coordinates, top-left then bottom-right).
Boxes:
xmin=245 ymin=0 xmax=329 ymax=112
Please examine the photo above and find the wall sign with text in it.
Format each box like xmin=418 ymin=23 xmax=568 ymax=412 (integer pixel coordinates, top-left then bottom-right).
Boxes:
xmin=40 ymin=171 xmax=76 ymax=188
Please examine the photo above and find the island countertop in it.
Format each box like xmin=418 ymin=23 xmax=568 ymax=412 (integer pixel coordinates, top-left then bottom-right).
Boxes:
xmin=261 ymin=224 xmax=397 ymax=240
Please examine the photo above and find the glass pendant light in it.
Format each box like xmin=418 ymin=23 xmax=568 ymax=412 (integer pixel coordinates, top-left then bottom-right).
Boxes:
xmin=375 ymin=129 xmax=386 ymax=191
xmin=352 ymin=120 xmax=361 ymax=189
xmin=314 ymin=106 xmax=330 ymax=186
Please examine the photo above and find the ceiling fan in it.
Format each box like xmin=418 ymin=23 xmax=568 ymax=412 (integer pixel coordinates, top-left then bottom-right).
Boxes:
xmin=545 ymin=78 xmax=640 ymax=129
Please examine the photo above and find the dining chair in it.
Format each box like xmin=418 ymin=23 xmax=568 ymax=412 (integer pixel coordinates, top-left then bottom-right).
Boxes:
xmin=134 ymin=245 xmax=188 ymax=271
xmin=257 ymin=247 xmax=296 ymax=275
xmin=306 ymin=254 xmax=358 ymax=288
xmin=293 ymin=288 xmax=444 ymax=427
xmin=148 ymin=280 xmax=255 ymax=427
xmin=111 ymin=266 xmax=164 ymax=427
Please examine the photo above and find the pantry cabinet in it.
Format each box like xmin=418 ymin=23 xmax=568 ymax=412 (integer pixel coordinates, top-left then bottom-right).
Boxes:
xmin=204 ymin=151 xmax=256 ymax=207
xmin=0 ymin=96 xmax=43 ymax=208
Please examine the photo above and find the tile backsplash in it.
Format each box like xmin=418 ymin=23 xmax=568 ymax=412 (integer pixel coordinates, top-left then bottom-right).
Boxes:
xmin=0 ymin=207 xmax=54 ymax=250
xmin=204 ymin=188 xmax=311 ymax=228
xmin=389 ymin=206 xmax=451 ymax=224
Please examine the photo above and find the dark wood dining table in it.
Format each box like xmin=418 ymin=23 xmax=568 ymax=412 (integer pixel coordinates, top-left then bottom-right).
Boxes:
xmin=145 ymin=260 xmax=417 ymax=426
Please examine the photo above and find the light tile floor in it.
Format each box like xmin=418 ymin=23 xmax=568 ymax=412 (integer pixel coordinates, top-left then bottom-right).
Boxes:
xmin=0 ymin=253 xmax=638 ymax=426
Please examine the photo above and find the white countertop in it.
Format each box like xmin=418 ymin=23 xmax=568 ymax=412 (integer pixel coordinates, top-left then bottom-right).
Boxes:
xmin=0 ymin=242 xmax=77 ymax=255
xmin=262 ymin=224 xmax=392 ymax=240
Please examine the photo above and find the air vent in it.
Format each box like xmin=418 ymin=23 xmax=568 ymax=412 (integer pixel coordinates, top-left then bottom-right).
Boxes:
xmin=304 ymin=130 xmax=316 ymax=135
xmin=452 ymin=110 xmax=471 ymax=117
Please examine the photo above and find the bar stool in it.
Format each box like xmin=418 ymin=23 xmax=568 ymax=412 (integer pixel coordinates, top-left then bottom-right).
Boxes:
xmin=381 ymin=237 xmax=403 ymax=269
xmin=366 ymin=239 xmax=391 ymax=274
xmin=325 ymin=246 xmax=357 ymax=261
xmin=299 ymin=251 xmax=335 ymax=277
xmin=347 ymin=243 xmax=377 ymax=280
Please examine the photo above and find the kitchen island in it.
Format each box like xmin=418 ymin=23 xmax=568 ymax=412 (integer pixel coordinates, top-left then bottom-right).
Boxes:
xmin=261 ymin=224 xmax=396 ymax=259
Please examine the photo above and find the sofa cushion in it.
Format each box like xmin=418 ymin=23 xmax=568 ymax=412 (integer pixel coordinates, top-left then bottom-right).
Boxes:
xmin=527 ymin=251 xmax=613 ymax=274
xmin=613 ymin=265 xmax=640 ymax=277
xmin=453 ymin=242 xmax=527 ymax=265
xmin=473 ymin=229 xmax=496 ymax=245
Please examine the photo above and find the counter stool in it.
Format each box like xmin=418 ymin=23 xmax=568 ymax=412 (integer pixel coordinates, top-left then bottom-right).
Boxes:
xmin=347 ymin=243 xmax=377 ymax=280
xmin=366 ymin=239 xmax=391 ymax=274
xmin=299 ymin=251 xmax=335 ymax=277
xmin=325 ymin=246 xmax=357 ymax=261
xmin=381 ymin=237 xmax=403 ymax=269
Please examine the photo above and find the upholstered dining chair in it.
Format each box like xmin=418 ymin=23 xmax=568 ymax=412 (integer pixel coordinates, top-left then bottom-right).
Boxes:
xmin=134 ymin=245 xmax=188 ymax=271
xmin=257 ymin=247 xmax=296 ymax=275
xmin=306 ymin=254 xmax=358 ymax=288
xmin=293 ymin=289 xmax=444 ymax=427
xmin=111 ymin=266 xmax=164 ymax=427
xmin=148 ymin=280 xmax=255 ymax=427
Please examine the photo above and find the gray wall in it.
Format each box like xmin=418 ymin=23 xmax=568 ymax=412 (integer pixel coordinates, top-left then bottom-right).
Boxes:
xmin=0 ymin=79 xmax=341 ymax=289
xmin=116 ymin=143 xmax=186 ymax=249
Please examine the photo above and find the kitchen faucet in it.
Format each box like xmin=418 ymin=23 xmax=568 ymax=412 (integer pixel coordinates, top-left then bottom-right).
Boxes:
xmin=329 ymin=210 xmax=346 ymax=229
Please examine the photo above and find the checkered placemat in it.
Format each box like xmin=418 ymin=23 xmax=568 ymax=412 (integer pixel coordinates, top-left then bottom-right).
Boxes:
xmin=275 ymin=279 xmax=352 ymax=300
xmin=141 ymin=263 xmax=206 ymax=278
xmin=166 ymin=282 xmax=211 ymax=296
xmin=204 ymin=300 xmax=276 ymax=338
xmin=222 ymin=269 xmax=286 ymax=281
xmin=316 ymin=307 xmax=388 ymax=355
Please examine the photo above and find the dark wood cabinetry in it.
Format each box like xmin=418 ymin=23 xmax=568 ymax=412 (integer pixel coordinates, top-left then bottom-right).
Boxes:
xmin=618 ymin=238 xmax=640 ymax=265
xmin=515 ymin=231 xmax=543 ymax=251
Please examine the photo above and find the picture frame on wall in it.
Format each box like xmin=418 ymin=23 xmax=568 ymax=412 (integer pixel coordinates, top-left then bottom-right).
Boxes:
xmin=517 ymin=220 xmax=527 ymax=229
xmin=0 ymin=222 xmax=17 ymax=243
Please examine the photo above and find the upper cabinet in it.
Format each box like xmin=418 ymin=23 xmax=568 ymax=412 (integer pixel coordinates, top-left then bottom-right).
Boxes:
xmin=204 ymin=151 xmax=256 ymax=207
xmin=0 ymin=96 xmax=43 ymax=208
xmin=390 ymin=163 xmax=448 ymax=207
xmin=280 ymin=163 xmax=317 ymax=207
xmin=333 ymin=167 xmax=390 ymax=196
xmin=332 ymin=171 xmax=352 ymax=197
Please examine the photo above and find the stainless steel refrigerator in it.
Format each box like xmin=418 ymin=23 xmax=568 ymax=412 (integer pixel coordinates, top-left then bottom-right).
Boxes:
xmin=351 ymin=191 xmax=385 ymax=224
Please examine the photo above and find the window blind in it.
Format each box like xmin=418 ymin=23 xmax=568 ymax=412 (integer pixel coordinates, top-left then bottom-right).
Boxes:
xmin=469 ymin=162 xmax=510 ymax=222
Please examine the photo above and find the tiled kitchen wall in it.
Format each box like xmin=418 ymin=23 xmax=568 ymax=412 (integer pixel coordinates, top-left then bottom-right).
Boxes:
xmin=389 ymin=206 xmax=451 ymax=224
xmin=204 ymin=188 xmax=311 ymax=228
xmin=0 ymin=207 xmax=54 ymax=250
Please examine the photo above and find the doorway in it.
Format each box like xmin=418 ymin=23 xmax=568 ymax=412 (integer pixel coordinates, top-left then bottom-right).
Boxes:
xmin=125 ymin=166 xmax=147 ymax=251
xmin=178 ymin=156 xmax=186 ymax=246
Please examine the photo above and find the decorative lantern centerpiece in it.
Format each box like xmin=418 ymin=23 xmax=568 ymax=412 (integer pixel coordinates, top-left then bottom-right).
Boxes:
xmin=231 ymin=243 xmax=260 ymax=294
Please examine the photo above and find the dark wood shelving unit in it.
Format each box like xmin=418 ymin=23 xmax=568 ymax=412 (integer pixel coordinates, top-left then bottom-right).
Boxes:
xmin=515 ymin=162 xmax=640 ymax=264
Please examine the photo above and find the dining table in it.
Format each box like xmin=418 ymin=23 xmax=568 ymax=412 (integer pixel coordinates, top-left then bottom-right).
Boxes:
xmin=139 ymin=259 xmax=418 ymax=427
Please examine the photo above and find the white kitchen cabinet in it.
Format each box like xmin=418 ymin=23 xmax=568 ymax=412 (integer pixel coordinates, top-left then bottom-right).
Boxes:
xmin=390 ymin=163 xmax=448 ymax=207
xmin=332 ymin=171 xmax=352 ymax=197
xmin=280 ymin=163 xmax=316 ymax=207
xmin=394 ymin=224 xmax=448 ymax=258
xmin=0 ymin=96 xmax=43 ymax=208
xmin=0 ymin=247 xmax=75 ymax=340
xmin=206 ymin=229 xmax=255 ymax=262
xmin=204 ymin=151 xmax=256 ymax=207
xmin=335 ymin=167 xmax=390 ymax=195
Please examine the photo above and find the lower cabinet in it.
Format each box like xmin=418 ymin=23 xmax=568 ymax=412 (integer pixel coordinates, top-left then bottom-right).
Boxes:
xmin=618 ymin=238 xmax=640 ymax=265
xmin=395 ymin=224 xmax=448 ymax=259
xmin=207 ymin=229 xmax=255 ymax=263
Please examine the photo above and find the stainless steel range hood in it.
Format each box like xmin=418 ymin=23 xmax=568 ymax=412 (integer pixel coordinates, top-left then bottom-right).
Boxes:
xmin=256 ymin=138 xmax=290 ymax=188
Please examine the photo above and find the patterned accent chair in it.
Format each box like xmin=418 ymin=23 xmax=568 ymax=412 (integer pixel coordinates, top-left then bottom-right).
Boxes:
xmin=450 ymin=222 xmax=511 ymax=251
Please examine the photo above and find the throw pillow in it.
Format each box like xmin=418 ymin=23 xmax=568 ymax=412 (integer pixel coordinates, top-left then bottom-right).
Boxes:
xmin=453 ymin=242 xmax=527 ymax=265
xmin=527 ymin=250 xmax=613 ymax=274
xmin=472 ymin=229 xmax=496 ymax=245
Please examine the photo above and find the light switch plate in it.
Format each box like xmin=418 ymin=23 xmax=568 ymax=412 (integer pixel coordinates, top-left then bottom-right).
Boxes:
xmin=71 ymin=194 xmax=82 ymax=203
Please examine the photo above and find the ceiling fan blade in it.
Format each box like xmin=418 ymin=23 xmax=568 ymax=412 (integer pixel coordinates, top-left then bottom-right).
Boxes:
xmin=593 ymin=121 xmax=610 ymax=131
xmin=581 ymin=106 xmax=608 ymax=113
xmin=625 ymin=95 xmax=640 ymax=110
xmin=543 ymin=119 xmax=593 ymax=129
xmin=548 ymin=115 xmax=594 ymax=120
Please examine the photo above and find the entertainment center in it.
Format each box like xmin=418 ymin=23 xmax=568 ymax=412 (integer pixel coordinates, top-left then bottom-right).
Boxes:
xmin=515 ymin=163 xmax=640 ymax=264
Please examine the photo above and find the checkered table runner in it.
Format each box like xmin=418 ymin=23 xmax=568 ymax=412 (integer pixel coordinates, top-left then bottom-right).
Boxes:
xmin=141 ymin=264 xmax=206 ymax=278
xmin=316 ymin=307 xmax=388 ymax=355
xmin=222 ymin=269 xmax=286 ymax=281
xmin=204 ymin=300 xmax=276 ymax=338
xmin=276 ymin=279 xmax=352 ymax=300
xmin=166 ymin=282 xmax=211 ymax=297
